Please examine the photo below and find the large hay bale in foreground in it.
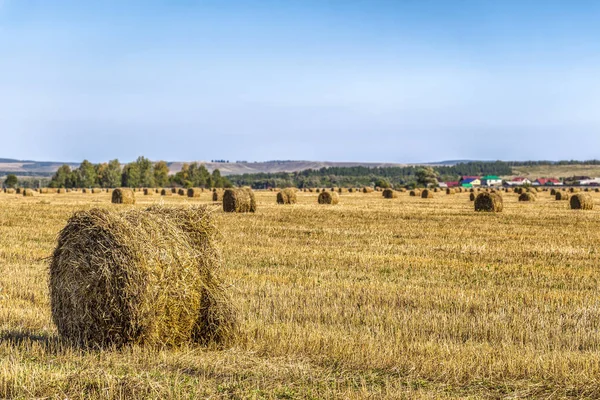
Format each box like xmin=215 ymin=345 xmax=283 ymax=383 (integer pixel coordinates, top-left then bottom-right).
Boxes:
xmin=22 ymin=188 xmax=35 ymax=197
xmin=187 ymin=188 xmax=202 ymax=198
xmin=382 ymin=188 xmax=397 ymax=199
xmin=421 ymin=189 xmax=433 ymax=199
xmin=112 ymin=188 xmax=135 ymax=204
xmin=570 ymin=193 xmax=594 ymax=210
xmin=555 ymin=192 xmax=569 ymax=201
xmin=318 ymin=191 xmax=339 ymax=205
xmin=49 ymin=205 xmax=237 ymax=348
xmin=277 ymin=188 xmax=297 ymax=204
xmin=161 ymin=188 xmax=172 ymax=196
xmin=474 ymin=192 xmax=503 ymax=212
xmin=223 ymin=188 xmax=256 ymax=213
xmin=518 ymin=192 xmax=536 ymax=202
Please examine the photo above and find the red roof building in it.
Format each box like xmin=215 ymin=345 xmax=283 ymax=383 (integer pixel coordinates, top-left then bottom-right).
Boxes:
xmin=446 ymin=181 xmax=459 ymax=187
xmin=536 ymin=178 xmax=561 ymax=185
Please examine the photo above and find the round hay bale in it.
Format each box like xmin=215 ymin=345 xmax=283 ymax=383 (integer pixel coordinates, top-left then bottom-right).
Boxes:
xmin=16 ymin=188 xmax=22 ymax=194
xmin=315 ymin=188 xmax=320 ymax=193
xmin=22 ymin=188 xmax=35 ymax=197
xmin=90 ymin=188 xmax=101 ymax=194
xmin=433 ymin=188 xmax=439 ymax=193
xmin=160 ymin=188 xmax=173 ymax=196
xmin=318 ymin=191 xmax=339 ymax=205
xmin=469 ymin=192 xmax=475 ymax=201
xmin=596 ymin=188 xmax=600 ymax=193
xmin=5 ymin=188 xmax=15 ymax=194
xmin=362 ymin=187 xmax=374 ymax=193
xmin=178 ymin=188 xmax=186 ymax=196
xmin=112 ymin=188 xmax=135 ymax=204
xmin=57 ymin=188 xmax=66 ymax=194
xmin=550 ymin=189 xmax=556 ymax=195
xmin=49 ymin=205 xmax=237 ymax=348
xmin=518 ymin=192 xmax=536 ymax=202
xmin=277 ymin=188 xmax=297 ymax=204
xmin=171 ymin=188 xmax=177 ymax=194
xmin=143 ymin=188 xmax=154 ymax=196
xmin=409 ymin=189 xmax=421 ymax=197
xmin=421 ymin=189 xmax=433 ymax=199
xmin=474 ymin=192 xmax=503 ymax=212
xmin=338 ymin=187 xmax=343 ymax=193
xmin=212 ymin=190 xmax=223 ymax=202
xmin=570 ymin=193 xmax=594 ymax=210
xmin=309 ymin=188 xmax=314 ymax=193
xmin=446 ymin=188 xmax=455 ymax=195
xmin=555 ymin=192 xmax=570 ymax=201
xmin=569 ymin=187 xmax=580 ymax=193
xmin=187 ymin=188 xmax=202 ymax=198
xmin=223 ymin=188 xmax=256 ymax=213
xmin=382 ymin=188 xmax=397 ymax=199
xmin=39 ymin=188 xmax=49 ymax=194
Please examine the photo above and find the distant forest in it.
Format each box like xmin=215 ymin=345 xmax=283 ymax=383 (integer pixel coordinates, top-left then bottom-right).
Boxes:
xmin=228 ymin=161 xmax=513 ymax=189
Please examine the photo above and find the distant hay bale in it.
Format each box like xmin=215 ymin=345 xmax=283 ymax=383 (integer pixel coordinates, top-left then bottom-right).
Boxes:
xmin=171 ymin=188 xmax=177 ymax=194
xmin=5 ymin=188 xmax=15 ymax=194
xmin=469 ymin=192 xmax=475 ymax=201
xmin=39 ymin=188 xmax=49 ymax=194
xmin=309 ymin=188 xmax=314 ymax=193
xmin=446 ymin=188 xmax=455 ymax=195
xmin=187 ymin=188 xmax=202 ymax=198
xmin=362 ymin=187 xmax=374 ymax=193
xmin=49 ymin=205 xmax=237 ymax=348
xmin=409 ymin=189 xmax=421 ymax=197
xmin=474 ymin=192 xmax=503 ymax=212
xmin=382 ymin=188 xmax=397 ymax=199
xmin=178 ymin=188 xmax=186 ymax=196
xmin=144 ymin=188 xmax=154 ymax=196
xmin=223 ymin=188 xmax=256 ymax=213
xmin=161 ymin=188 xmax=172 ymax=196
xmin=555 ymin=192 xmax=569 ymax=201
xmin=550 ymin=189 xmax=556 ymax=195
xmin=570 ymin=193 xmax=594 ymax=210
xmin=421 ymin=189 xmax=433 ymax=199
xmin=212 ymin=189 xmax=223 ymax=202
xmin=398 ymin=188 xmax=406 ymax=193
xmin=277 ymin=188 xmax=297 ymax=204
xmin=16 ymin=188 xmax=22 ymax=194
xmin=57 ymin=188 xmax=66 ymax=194
xmin=596 ymin=188 xmax=600 ymax=193
xmin=518 ymin=192 xmax=536 ymax=202
xmin=315 ymin=188 xmax=320 ymax=193
xmin=318 ymin=191 xmax=339 ymax=205
xmin=374 ymin=186 xmax=381 ymax=192
xmin=433 ymin=188 xmax=439 ymax=192
xmin=22 ymin=188 xmax=35 ymax=197
xmin=569 ymin=187 xmax=580 ymax=193
xmin=91 ymin=188 xmax=102 ymax=194
xmin=338 ymin=187 xmax=343 ymax=193
xmin=111 ymin=188 xmax=135 ymax=205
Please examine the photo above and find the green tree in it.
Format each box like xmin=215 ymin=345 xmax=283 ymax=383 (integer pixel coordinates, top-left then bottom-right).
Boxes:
xmin=76 ymin=160 xmax=97 ymax=188
xmin=104 ymin=159 xmax=122 ymax=188
xmin=49 ymin=165 xmax=72 ymax=188
xmin=374 ymin=178 xmax=391 ymax=189
xmin=122 ymin=162 xmax=141 ymax=188
xmin=415 ymin=167 xmax=438 ymax=187
xmin=211 ymin=168 xmax=223 ymax=188
xmin=136 ymin=156 xmax=155 ymax=187
xmin=153 ymin=161 xmax=170 ymax=187
xmin=4 ymin=174 xmax=18 ymax=188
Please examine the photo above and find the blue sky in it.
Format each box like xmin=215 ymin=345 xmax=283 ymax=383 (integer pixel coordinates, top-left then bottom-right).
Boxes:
xmin=1 ymin=0 xmax=600 ymax=163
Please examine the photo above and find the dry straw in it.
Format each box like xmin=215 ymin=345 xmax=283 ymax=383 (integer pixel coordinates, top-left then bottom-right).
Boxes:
xmin=318 ymin=191 xmax=339 ymax=205
xmin=518 ymin=192 xmax=536 ymax=202
xmin=49 ymin=205 xmax=237 ymax=348
xmin=223 ymin=188 xmax=257 ymax=213
xmin=474 ymin=192 xmax=503 ymax=212
xmin=112 ymin=188 xmax=136 ymax=204
xmin=570 ymin=193 xmax=594 ymax=210
xmin=421 ymin=189 xmax=433 ymax=199
xmin=382 ymin=188 xmax=397 ymax=199
xmin=277 ymin=188 xmax=297 ymax=204
xmin=187 ymin=188 xmax=202 ymax=198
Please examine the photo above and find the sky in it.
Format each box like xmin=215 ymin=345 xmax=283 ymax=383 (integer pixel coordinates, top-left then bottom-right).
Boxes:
xmin=1 ymin=0 xmax=600 ymax=163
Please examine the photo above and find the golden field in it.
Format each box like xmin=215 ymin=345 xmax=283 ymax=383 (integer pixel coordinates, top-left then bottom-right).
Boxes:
xmin=1 ymin=189 xmax=600 ymax=399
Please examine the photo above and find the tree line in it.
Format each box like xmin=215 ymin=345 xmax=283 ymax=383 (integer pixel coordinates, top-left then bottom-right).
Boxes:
xmin=227 ymin=161 xmax=512 ymax=189
xmin=45 ymin=157 xmax=232 ymax=189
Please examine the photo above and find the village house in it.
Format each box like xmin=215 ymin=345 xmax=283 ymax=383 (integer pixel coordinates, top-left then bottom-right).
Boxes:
xmin=505 ymin=177 xmax=531 ymax=186
xmin=534 ymin=178 xmax=562 ymax=186
xmin=481 ymin=175 xmax=502 ymax=186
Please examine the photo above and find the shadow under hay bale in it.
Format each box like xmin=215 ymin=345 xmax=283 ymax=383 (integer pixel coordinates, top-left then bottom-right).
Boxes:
xmin=318 ymin=191 xmax=339 ymax=205
xmin=223 ymin=188 xmax=256 ymax=213
xmin=277 ymin=188 xmax=297 ymax=204
xmin=570 ymin=193 xmax=594 ymax=210
xmin=382 ymin=188 xmax=397 ymax=199
xmin=49 ymin=205 xmax=237 ymax=348
xmin=112 ymin=188 xmax=135 ymax=204
xmin=474 ymin=192 xmax=503 ymax=212
xmin=421 ymin=189 xmax=433 ymax=199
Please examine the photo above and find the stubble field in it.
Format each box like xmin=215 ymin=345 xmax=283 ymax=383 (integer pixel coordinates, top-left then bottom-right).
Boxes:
xmin=1 ymin=189 xmax=599 ymax=399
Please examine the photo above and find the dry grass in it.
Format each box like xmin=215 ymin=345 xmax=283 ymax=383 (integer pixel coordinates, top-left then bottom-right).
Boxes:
xmin=1 ymin=190 xmax=600 ymax=398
